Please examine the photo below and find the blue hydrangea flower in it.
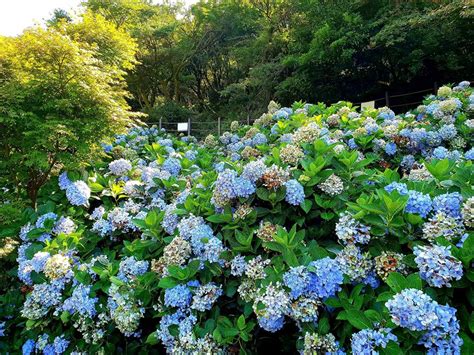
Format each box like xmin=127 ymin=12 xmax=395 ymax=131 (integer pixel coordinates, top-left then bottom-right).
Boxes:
xmin=191 ymin=283 xmax=223 ymax=311
xmin=432 ymin=192 xmax=463 ymax=218
xmin=401 ymin=155 xmax=415 ymax=170
xmin=117 ymin=256 xmax=149 ymax=282
xmin=386 ymin=288 xmax=441 ymax=331
xmin=432 ymin=146 xmax=449 ymax=160
xmin=22 ymin=339 xmax=36 ymax=355
xmin=252 ymin=133 xmax=268 ymax=146
xmin=103 ymin=143 xmax=113 ymax=152
xmin=253 ymin=283 xmax=290 ymax=332
xmin=283 ymin=266 xmax=310 ymax=299
xmin=62 ymin=284 xmax=97 ymax=318
xmin=212 ymin=169 xmax=256 ymax=206
xmin=351 ymin=328 xmax=398 ymax=354
xmin=58 ymin=172 xmax=71 ymax=190
xmin=21 ymin=283 xmax=63 ymax=320
xmin=378 ymin=108 xmax=395 ymax=120
xmin=425 ymin=131 xmax=442 ymax=147
xmin=384 ymin=182 xmax=408 ymax=195
xmin=162 ymin=205 xmax=179 ymax=235
xmin=386 ymin=289 xmax=462 ymax=353
xmin=109 ymin=159 xmax=132 ymax=175
xmin=362 ymin=271 xmax=380 ymax=289
xmin=184 ymin=150 xmax=197 ymax=161
xmin=242 ymin=160 xmax=266 ymax=183
xmin=306 ymin=257 xmax=344 ymax=299
xmin=230 ymin=255 xmax=247 ymax=276
xmin=233 ymin=176 xmax=256 ymax=198
xmin=280 ymin=133 xmax=293 ymax=143
xmin=258 ymin=315 xmax=285 ymax=332
xmin=36 ymin=212 xmax=58 ymax=228
xmin=52 ymin=216 xmax=76 ymax=235
xmin=439 ymin=124 xmax=457 ymax=141
xmin=31 ymin=251 xmax=50 ymax=273
xmin=273 ymin=109 xmax=289 ymax=120
xmin=66 ymin=181 xmax=91 ymax=207
xmin=414 ymin=244 xmax=463 ymax=287
xmin=162 ymin=157 xmax=181 ymax=176
xmin=465 ymin=148 xmax=474 ymax=160
xmin=164 ymin=285 xmax=192 ymax=308
xmin=335 ymin=212 xmax=371 ymax=244
xmin=284 ymin=179 xmax=305 ymax=206
xmin=157 ymin=310 xmax=197 ymax=349
xmin=194 ymin=236 xmax=225 ymax=264
xmin=52 ymin=336 xmax=69 ymax=354
xmin=405 ymin=190 xmax=432 ymax=218
xmin=348 ymin=138 xmax=358 ymax=149
xmin=385 ymin=142 xmax=397 ymax=156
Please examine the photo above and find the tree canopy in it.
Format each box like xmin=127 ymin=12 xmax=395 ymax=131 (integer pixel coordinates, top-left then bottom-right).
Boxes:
xmin=84 ymin=0 xmax=474 ymax=122
xmin=0 ymin=12 xmax=138 ymax=206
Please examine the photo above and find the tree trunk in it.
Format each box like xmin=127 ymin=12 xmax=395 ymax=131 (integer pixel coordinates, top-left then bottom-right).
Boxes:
xmin=26 ymin=182 xmax=39 ymax=209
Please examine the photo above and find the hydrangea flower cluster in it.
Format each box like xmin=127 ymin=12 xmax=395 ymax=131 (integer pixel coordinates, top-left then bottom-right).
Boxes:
xmin=283 ymin=257 xmax=344 ymax=300
xmin=413 ymin=244 xmax=463 ymax=287
xmin=212 ymin=169 xmax=256 ymax=207
xmin=253 ymin=283 xmax=290 ymax=332
xmin=351 ymin=328 xmax=398 ymax=354
xmin=405 ymin=190 xmax=432 ymax=218
xmin=109 ymin=158 xmax=132 ymax=175
xmin=386 ymin=289 xmax=463 ymax=353
xmin=335 ymin=212 xmax=371 ymax=244
xmin=65 ymin=180 xmax=91 ymax=207
xmin=8 ymin=81 xmax=473 ymax=354
xmin=284 ymin=179 xmax=305 ymax=206
xmin=318 ymin=174 xmax=344 ymax=196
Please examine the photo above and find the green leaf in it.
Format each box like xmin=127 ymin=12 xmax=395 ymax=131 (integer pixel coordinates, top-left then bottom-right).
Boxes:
xmin=301 ymin=199 xmax=313 ymax=213
xmin=89 ymin=182 xmax=104 ymax=193
xmin=237 ymin=315 xmax=246 ymax=331
xmin=318 ymin=317 xmax=330 ymax=335
xmin=386 ymin=272 xmax=407 ymax=293
xmin=60 ymin=311 xmax=70 ymax=323
xmin=158 ymin=277 xmax=179 ymax=289
xmin=207 ymin=213 xmax=232 ymax=223
xmin=324 ymin=297 xmax=341 ymax=308
xmin=346 ymin=310 xmax=373 ymax=330
xmin=146 ymin=332 xmax=159 ymax=345
xmin=364 ymin=310 xmax=382 ymax=323
xmin=406 ymin=273 xmax=422 ymax=290
xmin=110 ymin=276 xmax=126 ymax=286
xmin=376 ymin=291 xmax=394 ymax=303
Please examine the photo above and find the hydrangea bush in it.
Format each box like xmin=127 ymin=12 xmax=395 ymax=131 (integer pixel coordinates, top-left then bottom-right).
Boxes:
xmin=2 ymin=82 xmax=474 ymax=354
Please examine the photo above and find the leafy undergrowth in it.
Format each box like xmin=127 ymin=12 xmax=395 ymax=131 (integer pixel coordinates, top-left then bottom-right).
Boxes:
xmin=2 ymin=82 xmax=474 ymax=354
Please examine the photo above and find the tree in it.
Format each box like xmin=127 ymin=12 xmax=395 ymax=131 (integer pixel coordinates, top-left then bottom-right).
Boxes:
xmin=0 ymin=19 xmax=138 ymax=207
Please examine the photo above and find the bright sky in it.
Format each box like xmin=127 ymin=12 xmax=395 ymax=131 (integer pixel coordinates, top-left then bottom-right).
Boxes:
xmin=0 ymin=0 xmax=198 ymax=37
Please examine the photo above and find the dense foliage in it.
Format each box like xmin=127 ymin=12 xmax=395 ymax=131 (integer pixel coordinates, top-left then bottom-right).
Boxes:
xmin=1 ymin=81 xmax=473 ymax=354
xmin=84 ymin=0 xmax=474 ymax=121
xmin=0 ymin=11 xmax=138 ymax=207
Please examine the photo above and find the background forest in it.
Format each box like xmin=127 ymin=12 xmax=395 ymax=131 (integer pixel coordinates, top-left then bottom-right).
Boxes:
xmin=84 ymin=0 xmax=474 ymax=122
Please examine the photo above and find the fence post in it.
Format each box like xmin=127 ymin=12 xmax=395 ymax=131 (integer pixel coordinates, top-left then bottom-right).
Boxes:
xmin=433 ymin=81 xmax=438 ymax=94
xmin=159 ymin=117 xmax=162 ymax=130
xmin=187 ymin=117 xmax=191 ymax=136
xmin=385 ymin=91 xmax=390 ymax=107
xmin=247 ymin=114 xmax=250 ymax=125
xmin=217 ymin=117 xmax=221 ymax=137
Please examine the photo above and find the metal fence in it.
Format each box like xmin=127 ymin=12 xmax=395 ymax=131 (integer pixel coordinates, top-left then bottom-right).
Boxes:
xmin=149 ymin=80 xmax=471 ymax=137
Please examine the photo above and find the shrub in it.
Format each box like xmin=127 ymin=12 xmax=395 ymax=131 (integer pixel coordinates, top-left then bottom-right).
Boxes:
xmin=2 ymin=82 xmax=473 ymax=354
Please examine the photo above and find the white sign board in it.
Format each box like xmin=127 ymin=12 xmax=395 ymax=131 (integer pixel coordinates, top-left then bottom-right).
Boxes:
xmin=361 ymin=101 xmax=375 ymax=110
xmin=177 ymin=122 xmax=188 ymax=132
